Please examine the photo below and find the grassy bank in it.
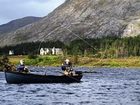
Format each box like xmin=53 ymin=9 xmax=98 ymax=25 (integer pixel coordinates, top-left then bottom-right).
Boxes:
xmin=4 ymin=55 xmax=140 ymax=68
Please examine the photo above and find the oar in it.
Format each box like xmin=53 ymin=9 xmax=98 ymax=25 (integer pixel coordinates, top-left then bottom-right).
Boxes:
xmin=55 ymin=70 xmax=82 ymax=82
xmin=82 ymin=71 xmax=98 ymax=73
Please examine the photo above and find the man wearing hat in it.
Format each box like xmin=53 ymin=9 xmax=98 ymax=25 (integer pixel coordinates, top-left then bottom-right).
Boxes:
xmin=17 ymin=60 xmax=28 ymax=72
xmin=61 ymin=59 xmax=73 ymax=75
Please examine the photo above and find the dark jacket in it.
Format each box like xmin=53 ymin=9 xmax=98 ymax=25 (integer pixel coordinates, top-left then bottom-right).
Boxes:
xmin=61 ymin=62 xmax=72 ymax=71
xmin=17 ymin=64 xmax=25 ymax=72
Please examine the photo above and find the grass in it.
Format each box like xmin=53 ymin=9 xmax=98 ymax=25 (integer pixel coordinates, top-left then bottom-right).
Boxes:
xmin=8 ymin=55 xmax=27 ymax=64
xmin=3 ymin=55 xmax=140 ymax=68
xmin=7 ymin=55 xmax=63 ymax=66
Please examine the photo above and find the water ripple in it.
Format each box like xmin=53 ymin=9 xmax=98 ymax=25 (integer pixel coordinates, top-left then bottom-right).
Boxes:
xmin=0 ymin=67 xmax=140 ymax=105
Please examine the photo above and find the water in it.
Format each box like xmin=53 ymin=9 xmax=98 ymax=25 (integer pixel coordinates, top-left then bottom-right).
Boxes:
xmin=0 ymin=67 xmax=140 ymax=105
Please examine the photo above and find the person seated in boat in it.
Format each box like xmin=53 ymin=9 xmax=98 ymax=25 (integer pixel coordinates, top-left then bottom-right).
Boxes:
xmin=17 ymin=60 xmax=29 ymax=73
xmin=61 ymin=59 xmax=74 ymax=75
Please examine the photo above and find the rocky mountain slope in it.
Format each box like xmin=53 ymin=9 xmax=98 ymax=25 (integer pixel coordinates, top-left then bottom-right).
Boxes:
xmin=0 ymin=0 xmax=140 ymax=47
xmin=0 ymin=16 xmax=41 ymax=34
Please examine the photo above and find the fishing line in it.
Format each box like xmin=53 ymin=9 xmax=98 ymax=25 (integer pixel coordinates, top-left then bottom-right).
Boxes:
xmin=37 ymin=18 xmax=98 ymax=53
xmin=60 ymin=24 xmax=97 ymax=51
xmin=37 ymin=26 xmax=61 ymax=53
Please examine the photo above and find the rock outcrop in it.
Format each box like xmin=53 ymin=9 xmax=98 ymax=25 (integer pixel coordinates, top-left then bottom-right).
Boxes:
xmin=0 ymin=0 xmax=140 ymax=47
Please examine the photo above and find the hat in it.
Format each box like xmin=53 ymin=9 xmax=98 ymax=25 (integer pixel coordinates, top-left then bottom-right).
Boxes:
xmin=20 ymin=59 xmax=24 ymax=65
xmin=65 ymin=59 xmax=70 ymax=64
xmin=65 ymin=59 xmax=70 ymax=62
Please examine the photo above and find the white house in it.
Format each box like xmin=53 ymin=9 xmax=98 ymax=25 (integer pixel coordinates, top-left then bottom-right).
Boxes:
xmin=52 ymin=47 xmax=56 ymax=55
xmin=44 ymin=48 xmax=49 ymax=55
xmin=9 ymin=50 xmax=14 ymax=55
xmin=40 ymin=48 xmax=50 ymax=55
xmin=55 ymin=48 xmax=63 ymax=55
xmin=40 ymin=47 xmax=63 ymax=55
xmin=40 ymin=48 xmax=45 ymax=55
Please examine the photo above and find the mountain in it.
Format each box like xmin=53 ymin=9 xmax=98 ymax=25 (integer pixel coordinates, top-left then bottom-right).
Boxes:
xmin=0 ymin=0 xmax=140 ymax=47
xmin=0 ymin=16 xmax=42 ymax=34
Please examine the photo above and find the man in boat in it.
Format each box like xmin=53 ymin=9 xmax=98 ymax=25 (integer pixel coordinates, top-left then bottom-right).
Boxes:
xmin=61 ymin=59 xmax=74 ymax=75
xmin=17 ymin=60 xmax=28 ymax=73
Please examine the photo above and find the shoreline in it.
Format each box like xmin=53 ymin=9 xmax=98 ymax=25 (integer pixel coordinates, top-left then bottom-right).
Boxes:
xmin=3 ymin=55 xmax=140 ymax=68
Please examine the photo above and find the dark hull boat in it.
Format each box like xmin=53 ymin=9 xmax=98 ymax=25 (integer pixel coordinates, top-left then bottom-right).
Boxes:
xmin=5 ymin=71 xmax=83 ymax=84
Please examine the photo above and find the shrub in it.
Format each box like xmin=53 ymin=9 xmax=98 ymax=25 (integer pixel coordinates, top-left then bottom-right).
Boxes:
xmin=28 ymin=54 xmax=38 ymax=59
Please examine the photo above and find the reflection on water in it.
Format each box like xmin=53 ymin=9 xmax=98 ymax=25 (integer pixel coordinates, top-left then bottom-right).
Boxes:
xmin=0 ymin=67 xmax=140 ymax=105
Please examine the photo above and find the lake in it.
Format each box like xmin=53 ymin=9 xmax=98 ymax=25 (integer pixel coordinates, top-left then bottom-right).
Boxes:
xmin=0 ymin=67 xmax=140 ymax=105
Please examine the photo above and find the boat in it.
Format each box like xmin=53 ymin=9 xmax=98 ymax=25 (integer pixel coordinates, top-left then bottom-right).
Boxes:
xmin=5 ymin=71 xmax=83 ymax=84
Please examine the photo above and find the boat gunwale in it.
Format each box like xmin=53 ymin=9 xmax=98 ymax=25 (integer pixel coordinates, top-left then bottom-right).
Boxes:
xmin=4 ymin=71 xmax=83 ymax=77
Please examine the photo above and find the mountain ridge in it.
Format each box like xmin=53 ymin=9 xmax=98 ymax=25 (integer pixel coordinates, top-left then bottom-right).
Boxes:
xmin=0 ymin=0 xmax=140 ymax=47
xmin=0 ymin=16 xmax=42 ymax=34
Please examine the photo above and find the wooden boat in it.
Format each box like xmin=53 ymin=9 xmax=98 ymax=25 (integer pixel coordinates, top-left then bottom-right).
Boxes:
xmin=5 ymin=71 xmax=83 ymax=84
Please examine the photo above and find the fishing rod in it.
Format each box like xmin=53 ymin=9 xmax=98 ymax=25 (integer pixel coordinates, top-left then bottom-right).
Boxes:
xmin=37 ymin=20 xmax=98 ymax=53
xmin=37 ymin=25 xmax=61 ymax=53
xmin=35 ymin=19 xmax=99 ymax=74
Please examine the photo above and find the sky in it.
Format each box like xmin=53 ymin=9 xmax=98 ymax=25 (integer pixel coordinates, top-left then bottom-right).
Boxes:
xmin=0 ymin=0 xmax=65 ymax=25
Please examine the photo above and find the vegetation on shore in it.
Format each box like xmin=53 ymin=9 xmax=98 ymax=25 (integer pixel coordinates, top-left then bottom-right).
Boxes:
xmin=1 ymin=36 xmax=140 ymax=68
xmin=1 ymin=55 xmax=140 ymax=68
xmin=1 ymin=35 xmax=140 ymax=57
